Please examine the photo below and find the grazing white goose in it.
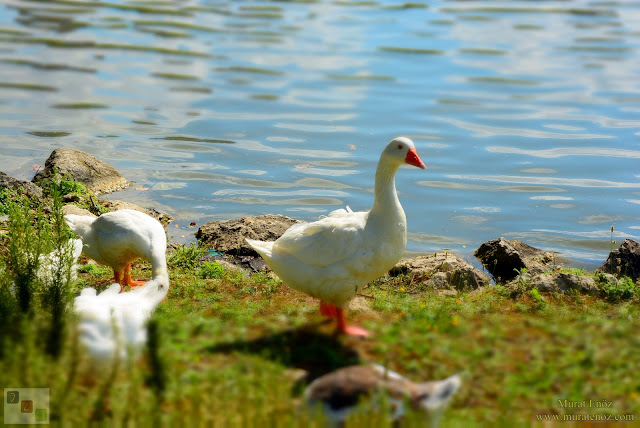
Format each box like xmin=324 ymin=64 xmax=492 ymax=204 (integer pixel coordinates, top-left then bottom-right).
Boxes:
xmin=304 ymin=365 xmax=461 ymax=426
xmin=247 ymin=137 xmax=425 ymax=336
xmin=74 ymin=279 xmax=168 ymax=365
xmin=65 ymin=209 xmax=169 ymax=291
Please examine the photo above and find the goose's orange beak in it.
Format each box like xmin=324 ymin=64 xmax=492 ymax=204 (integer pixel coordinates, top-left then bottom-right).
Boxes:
xmin=405 ymin=148 xmax=426 ymax=169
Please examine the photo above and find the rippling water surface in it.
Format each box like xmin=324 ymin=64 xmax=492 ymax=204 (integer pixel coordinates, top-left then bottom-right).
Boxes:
xmin=1 ymin=0 xmax=639 ymax=266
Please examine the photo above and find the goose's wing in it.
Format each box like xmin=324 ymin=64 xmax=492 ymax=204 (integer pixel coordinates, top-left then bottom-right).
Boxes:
xmin=273 ymin=210 xmax=368 ymax=267
xmin=94 ymin=211 xmax=137 ymax=235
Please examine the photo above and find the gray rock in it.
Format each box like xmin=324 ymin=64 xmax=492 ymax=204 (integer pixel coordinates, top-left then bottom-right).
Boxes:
xmin=62 ymin=200 xmax=172 ymax=228
xmin=32 ymin=148 xmax=131 ymax=195
xmin=389 ymin=252 xmax=490 ymax=290
xmin=196 ymin=214 xmax=302 ymax=256
xmin=597 ymin=238 xmax=640 ymax=281
xmin=515 ymin=271 xmax=598 ymax=294
xmin=527 ymin=273 xmax=556 ymax=292
xmin=429 ymin=271 xmax=449 ymax=289
xmin=0 ymin=171 xmax=43 ymax=198
xmin=474 ymin=237 xmax=554 ymax=282
xmin=62 ymin=204 xmax=96 ymax=217
xmin=100 ymin=200 xmax=173 ymax=226
xmin=556 ymin=272 xmax=598 ymax=293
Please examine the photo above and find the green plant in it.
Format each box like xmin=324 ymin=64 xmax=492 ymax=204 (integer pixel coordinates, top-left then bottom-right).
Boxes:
xmin=40 ymin=174 xmax=88 ymax=197
xmin=0 ymin=187 xmax=15 ymax=215
xmin=197 ymin=261 xmax=226 ymax=279
xmin=555 ymin=267 xmax=588 ymax=276
xmin=0 ymin=176 xmax=77 ymax=358
xmin=5 ymin=194 xmax=48 ymax=316
xmin=514 ymin=267 xmax=529 ymax=286
xmin=530 ymin=288 xmax=545 ymax=304
xmin=168 ymin=243 xmax=205 ymax=269
xmin=77 ymin=263 xmax=110 ymax=276
xmin=602 ymin=276 xmax=638 ymax=302
xmin=39 ymin=173 xmax=109 ymax=215
xmin=610 ymin=225 xmax=616 ymax=274
xmin=145 ymin=318 xmax=166 ymax=404
xmin=39 ymin=182 xmax=77 ymax=358
xmin=489 ymin=282 xmax=507 ymax=294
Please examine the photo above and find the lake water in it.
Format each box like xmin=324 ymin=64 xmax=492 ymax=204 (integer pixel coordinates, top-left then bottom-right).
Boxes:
xmin=1 ymin=0 xmax=639 ymax=268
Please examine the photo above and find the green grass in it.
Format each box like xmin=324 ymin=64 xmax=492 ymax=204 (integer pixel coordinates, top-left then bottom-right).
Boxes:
xmin=3 ymin=252 xmax=639 ymax=424
xmin=1 ymin=189 xmax=639 ymax=424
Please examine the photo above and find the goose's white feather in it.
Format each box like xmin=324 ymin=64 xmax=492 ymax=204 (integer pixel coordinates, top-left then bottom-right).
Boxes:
xmin=247 ymin=137 xmax=424 ymax=307
xmin=74 ymin=279 xmax=167 ymax=365
xmin=37 ymin=238 xmax=84 ymax=283
xmin=65 ymin=209 xmax=169 ymax=286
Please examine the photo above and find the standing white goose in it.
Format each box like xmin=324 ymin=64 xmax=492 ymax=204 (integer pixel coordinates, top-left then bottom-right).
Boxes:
xmin=247 ymin=137 xmax=425 ymax=336
xmin=304 ymin=364 xmax=461 ymax=426
xmin=65 ymin=209 xmax=169 ymax=292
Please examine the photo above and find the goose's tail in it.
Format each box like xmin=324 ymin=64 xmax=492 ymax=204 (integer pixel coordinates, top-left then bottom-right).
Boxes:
xmin=246 ymin=238 xmax=274 ymax=261
xmin=64 ymin=214 xmax=96 ymax=240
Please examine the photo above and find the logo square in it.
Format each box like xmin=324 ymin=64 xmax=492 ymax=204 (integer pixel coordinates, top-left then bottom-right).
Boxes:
xmin=21 ymin=400 xmax=33 ymax=413
xmin=35 ymin=408 xmax=48 ymax=422
xmin=7 ymin=391 xmax=19 ymax=404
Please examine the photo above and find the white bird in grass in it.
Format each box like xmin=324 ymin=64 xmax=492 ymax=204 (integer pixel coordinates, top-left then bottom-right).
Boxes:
xmin=304 ymin=364 xmax=461 ymax=427
xmin=73 ymin=279 xmax=168 ymax=365
xmin=247 ymin=137 xmax=426 ymax=336
xmin=37 ymin=238 xmax=84 ymax=283
xmin=6 ymin=238 xmax=83 ymax=297
xmin=65 ymin=209 xmax=169 ymax=291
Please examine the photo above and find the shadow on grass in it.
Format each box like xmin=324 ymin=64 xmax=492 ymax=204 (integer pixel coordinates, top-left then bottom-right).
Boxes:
xmin=203 ymin=321 xmax=361 ymax=383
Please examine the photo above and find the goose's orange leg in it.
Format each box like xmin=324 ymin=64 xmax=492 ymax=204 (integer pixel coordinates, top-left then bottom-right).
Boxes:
xmin=319 ymin=301 xmax=369 ymax=338
xmin=123 ymin=264 xmax=146 ymax=288
xmin=113 ymin=270 xmax=124 ymax=292
xmin=320 ymin=301 xmax=339 ymax=317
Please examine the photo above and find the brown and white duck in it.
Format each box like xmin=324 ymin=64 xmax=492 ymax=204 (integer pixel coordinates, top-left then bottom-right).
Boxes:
xmin=304 ymin=364 xmax=461 ymax=426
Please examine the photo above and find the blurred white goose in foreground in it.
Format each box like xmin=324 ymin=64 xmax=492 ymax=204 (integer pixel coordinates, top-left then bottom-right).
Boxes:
xmin=74 ymin=279 xmax=168 ymax=364
xmin=247 ymin=137 xmax=425 ymax=336
xmin=304 ymin=365 xmax=461 ymax=426
xmin=65 ymin=209 xmax=169 ymax=291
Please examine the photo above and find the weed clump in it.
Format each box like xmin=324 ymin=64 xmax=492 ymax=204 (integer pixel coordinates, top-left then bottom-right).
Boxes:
xmin=0 ymin=177 xmax=77 ymax=358
xmin=39 ymin=173 xmax=109 ymax=216
xmin=168 ymin=242 xmax=206 ymax=269
xmin=599 ymin=274 xmax=639 ymax=302
xmin=197 ymin=261 xmax=226 ymax=279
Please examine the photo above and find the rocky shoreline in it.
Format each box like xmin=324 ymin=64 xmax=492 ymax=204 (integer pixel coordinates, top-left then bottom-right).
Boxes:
xmin=2 ymin=148 xmax=639 ymax=297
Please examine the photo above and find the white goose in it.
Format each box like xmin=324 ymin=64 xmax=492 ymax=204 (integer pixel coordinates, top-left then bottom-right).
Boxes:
xmin=35 ymin=238 xmax=84 ymax=283
xmin=304 ymin=364 xmax=461 ymax=426
xmin=65 ymin=209 xmax=169 ymax=291
xmin=74 ymin=279 xmax=168 ymax=365
xmin=247 ymin=137 xmax=425 ymax=336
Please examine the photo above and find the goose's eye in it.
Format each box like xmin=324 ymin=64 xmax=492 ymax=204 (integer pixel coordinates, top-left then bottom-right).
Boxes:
xmin=397 ymin=144 xmax=403 ymax=150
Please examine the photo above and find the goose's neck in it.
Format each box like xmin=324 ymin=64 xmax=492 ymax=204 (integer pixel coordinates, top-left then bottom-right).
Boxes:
xmin=370 ymin=159 xmax=403 ymax=219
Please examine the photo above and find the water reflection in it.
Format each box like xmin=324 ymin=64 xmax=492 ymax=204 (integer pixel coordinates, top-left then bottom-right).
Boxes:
xmin=488 ymin=146 xmax=640 ymax=159
xmin=1 ymin=0 xmax=639 ymax=264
